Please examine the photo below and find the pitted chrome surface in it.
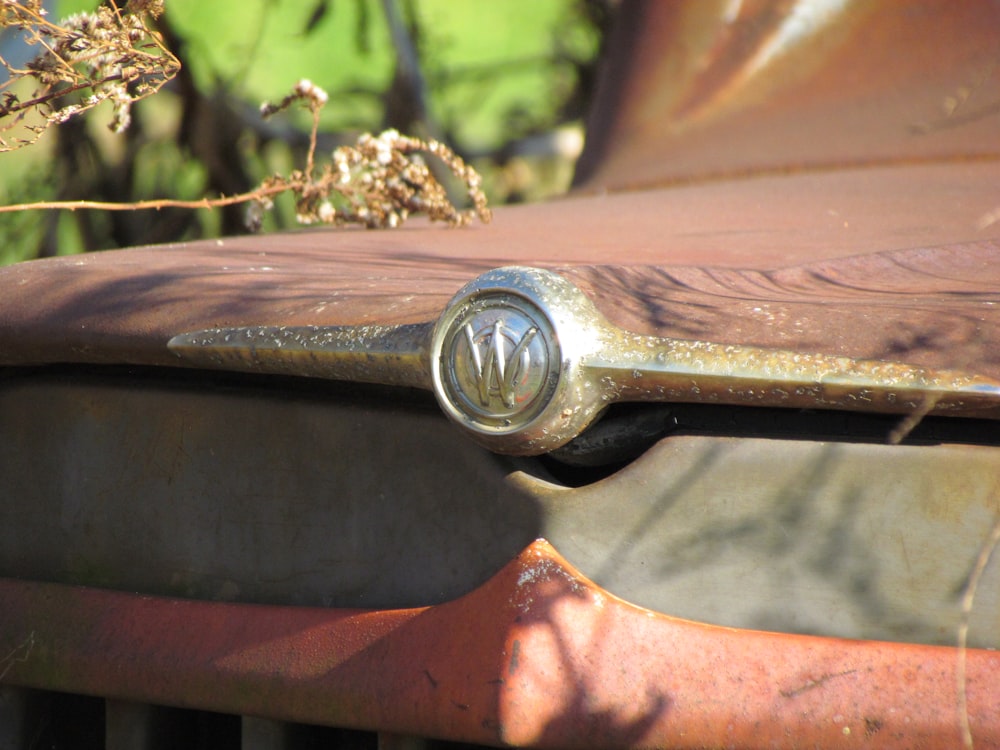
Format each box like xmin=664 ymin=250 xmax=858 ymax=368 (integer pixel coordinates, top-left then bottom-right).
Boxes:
xmin=168 ymin=322 xmax=433 ymax=389
xmin=428 ymin=267 xmax=608 ymax=453
xmin=169 ymin=266 xmax=1000 ymax=454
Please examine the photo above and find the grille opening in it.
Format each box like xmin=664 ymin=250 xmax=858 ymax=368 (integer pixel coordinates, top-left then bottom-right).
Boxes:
xmin=1 ymin=687 xmax=495 ymax=749
xmin=7 ymin=690 xmax=103 ymax=750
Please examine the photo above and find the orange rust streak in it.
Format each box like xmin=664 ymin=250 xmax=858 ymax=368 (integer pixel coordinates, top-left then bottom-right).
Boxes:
xmin=499 ymin=543 xmax=1000 ymax=747
xmin=0 ymin=541 xmax=998 ymax=748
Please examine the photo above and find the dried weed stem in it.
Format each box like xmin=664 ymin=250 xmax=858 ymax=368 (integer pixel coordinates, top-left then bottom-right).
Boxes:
xmin=0 ymin=76 xmax=492 ymax=231
xmin=957 ymin=514 xmax=1000 ymax=750
xmin=0 ymin=0 xmax=178 ymax=150
xmin=0 ymin=631 xmax=33 ymax=682
xmin=254 ymin=78 xmax=491 ymax=229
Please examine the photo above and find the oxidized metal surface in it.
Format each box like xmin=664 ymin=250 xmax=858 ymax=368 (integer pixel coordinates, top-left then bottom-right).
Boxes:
xmin=3 ymin=371 xmax=999 ymax=642
xmin=1 ymin=540 xmax=998 ymax=748
xmin=170 ymin=266 xmax=1000 ymax=454
xmin=575 ymin=0 xmax=1000 ymax=190
xmin=0 ymin=2 xmax=998 ymax=379
xmin=1 ymin=165 xmax=999 ymax=380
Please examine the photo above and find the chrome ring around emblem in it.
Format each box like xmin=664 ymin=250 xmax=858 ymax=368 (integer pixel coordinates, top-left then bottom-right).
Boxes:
xmin=430 ymin=267 xmax=609 ymax=455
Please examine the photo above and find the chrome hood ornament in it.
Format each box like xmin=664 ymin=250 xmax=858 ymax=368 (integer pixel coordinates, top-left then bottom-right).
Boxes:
xmin=169 ymin=267 xmax=1000 ymax=454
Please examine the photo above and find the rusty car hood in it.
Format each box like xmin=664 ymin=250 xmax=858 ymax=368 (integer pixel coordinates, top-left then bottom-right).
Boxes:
xmin=3 ymin=0 xmax=999 ymax=389
xmin=574 ymin=0 xmax=1000 ymax=192
xmin=1 ymin=163 xmax=999 ymax=384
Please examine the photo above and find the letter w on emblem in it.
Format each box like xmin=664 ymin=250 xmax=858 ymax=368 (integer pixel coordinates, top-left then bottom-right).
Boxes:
xmin=465 ymin=320 xmax=538 ymax=408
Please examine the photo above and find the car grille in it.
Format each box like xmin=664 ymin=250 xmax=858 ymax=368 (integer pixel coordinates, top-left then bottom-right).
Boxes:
xmin=1 ymin=688 xmax=485 ymax=750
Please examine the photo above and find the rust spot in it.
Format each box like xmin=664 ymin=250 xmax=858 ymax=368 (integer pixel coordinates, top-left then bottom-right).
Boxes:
xmin=779 ymin=669 xmax=857 ymax=698
xmin=865 ymin=717 xmax=883 ymax=737
xmin=508 ymin=639 xmax=521 ymax=675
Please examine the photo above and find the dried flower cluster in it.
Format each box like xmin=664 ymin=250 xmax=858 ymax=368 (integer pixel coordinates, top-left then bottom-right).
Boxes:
xmin=0 ymin=0 xmax=178 ymax=151
xmin=0 ymin=6 xmax=490 ymax=232
xmin=0 ymin=77 xmax=491 ymax=233
xmin=247 ymin=80 xmax=492 ymax=229
xmin=254 ymin=79 xmax=491 ymax=230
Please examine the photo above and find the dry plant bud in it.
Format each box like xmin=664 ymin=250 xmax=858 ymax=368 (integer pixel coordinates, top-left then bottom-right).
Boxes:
xmin=0 ymin=0 xmax=179 ymax=151
xmin=0 ymin=77 xmax=491 ymax=238
xmin=255 ymin=81 xmax=491 ymax=230
xmin=259 ymin=78 xmax=327 ymax=119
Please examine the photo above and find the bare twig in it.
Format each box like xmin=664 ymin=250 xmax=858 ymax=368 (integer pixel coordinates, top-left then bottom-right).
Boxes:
xmin=1 ymin=2 xmax=489 ymax=232
xmin=0 ymin=187 xmax=287 ymax=213
xmin=957 ymin=514 xmax=1000 ymax=750
xmin=887 ymin=394 xmax=939 ymax=445
xmin=0 ymin=77 xmax=492 ymax=231
xmin=0 ymin=631 xmax=33 ymax=682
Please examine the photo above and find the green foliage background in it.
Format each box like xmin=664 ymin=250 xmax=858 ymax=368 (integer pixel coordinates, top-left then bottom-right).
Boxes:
xmin=0 ymin=0 xmax=609 ymax=265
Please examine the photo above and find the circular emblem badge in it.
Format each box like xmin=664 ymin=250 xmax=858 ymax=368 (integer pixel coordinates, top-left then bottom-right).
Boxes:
xmin=434 ymin=291 xmax=560 ymax=432
xmin=430 ymin=267 xmax=609 ymax=454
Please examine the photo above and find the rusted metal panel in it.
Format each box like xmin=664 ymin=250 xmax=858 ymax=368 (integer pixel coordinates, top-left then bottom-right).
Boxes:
xmin=560 ymin=240 xmax=1000 ymax=382
xmin=0 ymin=540 xmax=997 ymax=748
xmin=0 ymin=199 xmax=999 ymax=379
xmin=1 ymin=3 xmax=997 ymax=376
xmin=3 ymin=371 xmax=998 ymax=645
xmin=0 ymin=370 xmax=537 ymax=611
xmin=575 ymin=0 xmax=1000 ymax=190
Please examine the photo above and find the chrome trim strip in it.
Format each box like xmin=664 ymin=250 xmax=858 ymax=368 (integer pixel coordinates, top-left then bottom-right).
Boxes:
xmin=169 ymin=267 xmax=1000 ymax=454
xmin=168 ymin=322 xmax=433 ymax=389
